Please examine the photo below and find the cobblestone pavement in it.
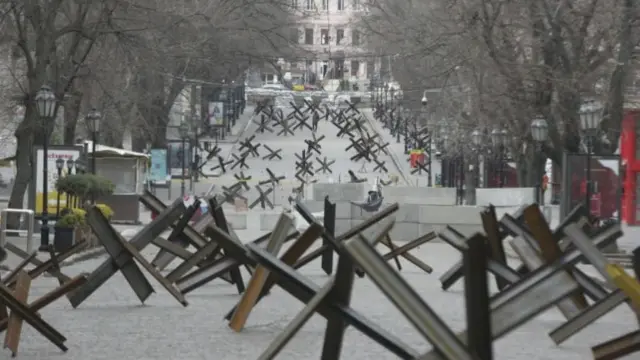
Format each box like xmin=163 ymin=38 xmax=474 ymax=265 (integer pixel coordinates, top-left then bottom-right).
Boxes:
xmin=9 ymin=241 xmax=637 ymax=359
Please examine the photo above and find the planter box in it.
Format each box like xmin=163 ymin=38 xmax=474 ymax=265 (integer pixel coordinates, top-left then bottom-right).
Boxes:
xmin=54 ymin=226 xmax=76 ymax=253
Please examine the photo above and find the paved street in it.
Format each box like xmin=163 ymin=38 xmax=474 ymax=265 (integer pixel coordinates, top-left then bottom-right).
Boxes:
xmin=167 ymin=104 xmax=411 ymax=207
xmin=241 ymin=105 xmax=402 ymax=184
xmin=154 ymin=107 xmax=258 ymax=200
xmin=362 ymin=108 xmax=440 ymax=187
xmin=7 ymin=241 xmax=636 ymax=359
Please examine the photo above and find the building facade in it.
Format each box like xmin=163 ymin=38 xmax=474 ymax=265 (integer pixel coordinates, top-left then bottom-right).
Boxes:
xmin=285 ymin=0 xmax=373 ymax=88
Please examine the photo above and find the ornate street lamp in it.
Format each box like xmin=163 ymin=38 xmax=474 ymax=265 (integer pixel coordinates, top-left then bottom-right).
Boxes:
xmin=531 ymin=117 xmax=549 ymax=204
xmin=471 ymin=129 xmax=482 ymax=147
xmin=35 ymin=85 xmax=57 ymax=250
xmin=579 ymin=101 xmax=602 ymax=212
xmin=178 ymin=119 xmax=190 ymax=197
xmin=86 ymin=108 xmax=102 ymax=174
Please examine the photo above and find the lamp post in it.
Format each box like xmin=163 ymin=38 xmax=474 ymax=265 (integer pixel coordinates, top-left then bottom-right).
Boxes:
xmin=66 ymin=159 xmax=75 ymax=175
xmin=66 ymin=159 xmax=75 ymax=209
xmin=491 ymin=128 xmax=509 ymax=187
xmin=442 ymin=133 xmax=450 ymax=187
xmin=86 ymin=108 xmax=101 ymax=175
xmin=471 ymin=129 xmax=482 ymax=188
xmin=178 ymin=119 xmax=189 ymax=197
xmin=384 ymin=83 xmax=389 ymax=109
xmin=395 ymin=96 xmax=403 ymax=143
xmin=579 ymin=102 xmax=601 ymax=213
xmin=192 ymin=115 xmax=200 ymax=184
xmin=35 ymin=85 xmax=57 ymax=251
xmin=531 ymin=117 xmax=549 ymax=204
xmin=389 ymin=87 xmax=396 ymax=110
xmin=55 ymin=158 xmax=64 ymax=217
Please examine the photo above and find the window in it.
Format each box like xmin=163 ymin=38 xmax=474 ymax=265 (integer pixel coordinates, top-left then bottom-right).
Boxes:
xmin=291 ymin=0 xmax=298 ymax=9
xmin=305 ymin=0 xmax=313 ymax=10
xmin=321 ymin=29 xmax=329 ymax=45
xmin=337 ymin=0 xmax=345 ymax=10
xmin=351 ymin=60 xmax=360 ymax=77
xmin=351 ymin=30 xmax=360 ymax=45
xmin=97 ymin=158 xmax=138 ymax=194
xmin=336 ymin=29 xmax=344 ymax=45
xmin=289 ymin=28 xmax=299 ymax=43
xmin=290 ymin=60 xmax=298 ymax=68
xmin=366 ymin=60 xmax=374 ymax=77
xmin=322 ymin=0 xmax=328 ymax=10
xmin=305 ymin=28 xmax=314 ymax=44
xmin=335 ymin=59 xmax=345 ymax=78
xmin=262 ymin=74 xmax=275 ymax=84
xmin=321 ymin=61 xmax=329 ymax=76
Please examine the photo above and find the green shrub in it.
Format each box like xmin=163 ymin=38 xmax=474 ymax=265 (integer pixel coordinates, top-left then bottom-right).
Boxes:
xmin=56 ymin=174 xmax=115 ymax=199
xmin=56 ymin=208 xmax=86 ymax=228
xmin=55 ymin=204 xmax=114 ymax=228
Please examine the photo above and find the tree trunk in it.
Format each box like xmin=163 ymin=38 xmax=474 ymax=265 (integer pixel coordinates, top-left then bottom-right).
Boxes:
xmin=516 ymin=144 xmax=546 ymax=188
xmin=131 ymin=132 xmax=147 ymax=152
xmin=600 ymin=0 xmax=635 ymax=155
xmin=8 ymin=109 xmax=37 ymax=228
xmin=63 ymin=93 xmax=82 ymax=144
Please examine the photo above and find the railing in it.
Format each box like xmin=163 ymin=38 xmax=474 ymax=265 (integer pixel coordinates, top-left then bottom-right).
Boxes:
xmin=0 ymin=208 xmax=35 ymax=254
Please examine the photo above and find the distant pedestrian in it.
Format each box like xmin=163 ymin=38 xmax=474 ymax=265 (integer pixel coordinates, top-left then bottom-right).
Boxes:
xmin=312 ymin=111 xmax=319 ymax=132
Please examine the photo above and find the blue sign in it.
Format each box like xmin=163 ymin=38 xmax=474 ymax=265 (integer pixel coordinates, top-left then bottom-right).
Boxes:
xmin=149 ymin=149 xmax=167 ymax=182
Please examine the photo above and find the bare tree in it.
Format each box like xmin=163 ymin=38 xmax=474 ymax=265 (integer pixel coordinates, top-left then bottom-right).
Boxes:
xmin=0 ymin=0 xmax=299 ymax=216
xmin=2 ymin=0 xmax=119 ymax=216
xmin=361 ymin=0 xmax=640 ymax=187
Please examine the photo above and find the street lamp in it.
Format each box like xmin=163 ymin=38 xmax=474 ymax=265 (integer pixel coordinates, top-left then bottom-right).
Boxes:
xmin=531 ymin=117 xmax=549 ymax=204
xmin=192 ymin=115 xmax=201 ymax=185
xmin=384 ymin=83 xmax=389 ymax=108
xmin=471 ymin=129 xmax=483 ymax=188
xmin=35 ymin=84 xmax=57 ymax=251
xmin=178 ymin=119 xmax=190 ymax=197
xmin=66 ymin=159 xmax=75 ymax=208
xmin=471 ymin=129 xmax=482 ymax=147
xmin=579 ymin=102 xmax=601 ymax=213
xmin=66 ymin=159 xmax=75 ymax=174
xmin=189 ymin=115 xmax=200 ymax=192
xmin=86 ymin=108 xmax=101 ymax=174
xmin=491 ymin=128 xmax=508 ymax=187
xmin=441 ymin=133 xmax=450 ymax=187
xmin=389 ymin=87 xmax=396 ymax=109
xmin=55 ymin=158 xmax=65 ymax=217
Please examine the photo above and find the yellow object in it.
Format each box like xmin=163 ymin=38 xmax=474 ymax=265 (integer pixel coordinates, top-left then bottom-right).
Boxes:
xmin=95 ymin=203 xmax=114 ymax=220
xmin=606 ymin=264 xmax=640 ymax=311
xmin=34 ymin=191 xmax=79 ymax=215
xmin=292 ymin=85 xmax=305 ymax=91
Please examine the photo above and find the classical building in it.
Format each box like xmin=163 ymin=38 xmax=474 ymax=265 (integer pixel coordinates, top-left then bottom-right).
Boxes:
xmin=284 ymin=0 xmax=373 ymax=88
